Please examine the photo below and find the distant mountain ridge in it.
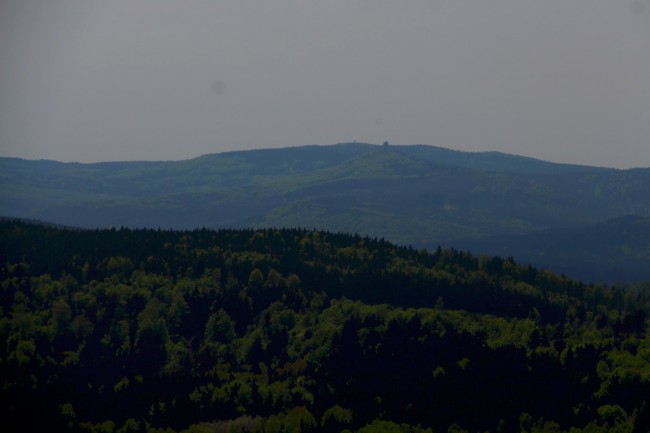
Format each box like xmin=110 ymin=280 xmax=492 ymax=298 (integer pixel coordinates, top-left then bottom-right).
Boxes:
xmin=2 ymin=143 xmax=649 ymax=282
xmin=448 ymin=215 xmax=650 ymax=283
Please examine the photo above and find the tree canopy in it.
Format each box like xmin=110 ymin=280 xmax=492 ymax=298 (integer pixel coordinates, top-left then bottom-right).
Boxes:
xmin=1 ymin=219 xmax=649 ymax=433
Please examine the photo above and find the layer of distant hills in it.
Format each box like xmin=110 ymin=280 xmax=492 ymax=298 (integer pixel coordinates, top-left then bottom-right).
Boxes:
xmin=2 ymin=143 xmax=650 ymax=283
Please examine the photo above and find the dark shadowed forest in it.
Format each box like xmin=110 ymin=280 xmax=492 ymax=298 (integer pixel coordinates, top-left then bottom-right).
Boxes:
xmin=1 ymin=219 xmax=649 ymax=433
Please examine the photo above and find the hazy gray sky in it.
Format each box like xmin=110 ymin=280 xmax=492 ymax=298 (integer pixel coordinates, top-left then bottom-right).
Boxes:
xmin=1 ymin=0 xmax=649 ymax=168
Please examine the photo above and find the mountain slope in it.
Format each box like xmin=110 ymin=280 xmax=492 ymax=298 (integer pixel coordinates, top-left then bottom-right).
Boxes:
xmin=2 ymin=143 xmax=650 ymax=282
xmin=2 ymin=143 xmax=647 ymax=234
xmin=1 ymin=220 xmax=649 ymax=433
xmin=450 ymin=215 xmax=650 ymax=284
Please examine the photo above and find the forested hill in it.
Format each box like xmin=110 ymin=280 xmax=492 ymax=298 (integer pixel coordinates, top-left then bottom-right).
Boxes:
xmin=3 ymin=143 xmax=650 ymax=283
xmin=2 ymin=144 xmax=644 ymax=241
xmin=448 ymin=215 xmax=650 ymax=284
xmin=1 ymin=219 xmax=649 ymax=433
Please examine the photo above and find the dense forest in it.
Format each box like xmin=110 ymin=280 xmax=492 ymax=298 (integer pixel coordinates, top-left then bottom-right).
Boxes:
xmin=3 ymin=143 xmax=650 ymax=284
xmin=451 ymin=215 xmax=650 ymax=284
xmin=1 ymin=219 xmax=649 ymax=433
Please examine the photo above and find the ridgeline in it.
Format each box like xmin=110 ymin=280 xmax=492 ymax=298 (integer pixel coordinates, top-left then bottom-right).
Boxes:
xmin=3 ymin=143 xmax=650 ymax=283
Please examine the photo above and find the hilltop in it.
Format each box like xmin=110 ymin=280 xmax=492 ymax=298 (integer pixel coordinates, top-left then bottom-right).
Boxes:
xmin=2 ymin=143 xmax=650 ymax=283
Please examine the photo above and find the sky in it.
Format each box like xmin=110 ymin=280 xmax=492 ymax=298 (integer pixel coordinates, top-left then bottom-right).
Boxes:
xmin=1 ymin=0 xmax=649 ymax=168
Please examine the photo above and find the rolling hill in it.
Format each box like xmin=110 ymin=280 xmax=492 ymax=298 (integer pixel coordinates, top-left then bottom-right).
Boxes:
xmin=2 ymin=143 xmax=649 ymax=283
xmin=448 ymin=215 xmax=650 ymax=284
xmin=1 ymin=219 xmax=649 ymax=433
